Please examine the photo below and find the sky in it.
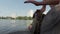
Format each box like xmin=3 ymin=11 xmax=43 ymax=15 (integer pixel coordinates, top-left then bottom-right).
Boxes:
xmin=0 ymin=0 xmax=51 ymax=17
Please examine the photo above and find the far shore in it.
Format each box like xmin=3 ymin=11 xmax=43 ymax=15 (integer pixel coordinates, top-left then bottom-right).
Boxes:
xmin=0 ymin=16 xmax=33 ymax=20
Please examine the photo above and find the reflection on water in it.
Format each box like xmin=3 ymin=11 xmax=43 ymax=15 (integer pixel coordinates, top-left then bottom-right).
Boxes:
xmin=26 ymin=20 xmax=33 ymax=27
xmin=11 ymin=20 xmax=17 ymax=27
xmin=0 ymin=19 xmax=32 ymax=34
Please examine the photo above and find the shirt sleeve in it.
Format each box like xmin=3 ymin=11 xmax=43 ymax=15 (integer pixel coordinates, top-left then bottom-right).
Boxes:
xmin=41 ymin=8 xmax=60 ymax=32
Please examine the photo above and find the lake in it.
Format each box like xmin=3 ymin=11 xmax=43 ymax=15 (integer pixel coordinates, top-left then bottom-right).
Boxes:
xmin=0 ymin=19 xmax=32 ymax=34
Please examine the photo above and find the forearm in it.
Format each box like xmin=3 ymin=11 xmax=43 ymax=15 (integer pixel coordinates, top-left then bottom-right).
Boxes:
xmin=32 ymin=1 xmax=59 ymax=5
xmin=40 ymin=5 xmax=46 ymax=12
xmin=24 ymin=0 xmax=59 ymax=6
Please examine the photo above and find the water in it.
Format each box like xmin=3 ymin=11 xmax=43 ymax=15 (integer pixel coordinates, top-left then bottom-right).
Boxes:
xmin=0 ymin=19 xmax=32 ymax=34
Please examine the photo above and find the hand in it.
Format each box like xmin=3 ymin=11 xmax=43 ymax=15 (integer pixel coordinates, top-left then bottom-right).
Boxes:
xmin=24 ymin=1 xmax=31 ymax=3
xmin=24 ymin=1 xmax=40 ymax=6
xmin=28 ymin=25 xmax=32 ymax=30
xmin=24 ymin=1 xmax=34 ymax=3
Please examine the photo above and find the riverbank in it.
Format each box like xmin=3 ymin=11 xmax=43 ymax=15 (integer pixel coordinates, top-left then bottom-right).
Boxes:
xmin=0 ymin=16 xmax=33 ymax=20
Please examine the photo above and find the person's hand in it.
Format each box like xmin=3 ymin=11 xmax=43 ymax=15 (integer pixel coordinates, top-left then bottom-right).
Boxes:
xmin=24 ymin=1 xmax=31 ymax=3
xmin=24 ymin=0 xmax=35 ymax=3
xmin=24 ymin=1 xmax=35 ymax=3
xmin=28 ymin=25 xmax=32 ymax=30
xmin=24 ymin=1 xmax=40 ymax=6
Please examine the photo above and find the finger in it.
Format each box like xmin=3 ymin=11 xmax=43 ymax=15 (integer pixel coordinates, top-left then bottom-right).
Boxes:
xmin=24 ymin=1 xmax=31 ymax=3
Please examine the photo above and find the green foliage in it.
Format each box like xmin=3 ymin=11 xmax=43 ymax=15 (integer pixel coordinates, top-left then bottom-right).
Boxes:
xmin=0 ymin=16 xmax=32 ymax=20
xmin=16 ymin=16 xmax=32 ymax=20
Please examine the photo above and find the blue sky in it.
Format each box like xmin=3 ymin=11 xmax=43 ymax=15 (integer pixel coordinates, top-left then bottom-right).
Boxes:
xmin=0 ymin=0 xmax=51 ymax=17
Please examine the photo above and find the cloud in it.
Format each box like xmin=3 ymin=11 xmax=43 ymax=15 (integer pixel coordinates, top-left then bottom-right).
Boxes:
xmin=27 ymin=9 xmax=34 ymax=17
xmin=10 ymin=13 xmax=16 ymax=18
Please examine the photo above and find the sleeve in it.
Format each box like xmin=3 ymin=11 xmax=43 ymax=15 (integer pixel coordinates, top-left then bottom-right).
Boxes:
xmin=41 ymin=8 xmax=60 ymax=32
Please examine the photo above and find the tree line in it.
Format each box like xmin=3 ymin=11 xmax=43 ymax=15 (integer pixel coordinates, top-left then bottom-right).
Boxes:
xmin=0 ymin=16 xmax=32 ymax=20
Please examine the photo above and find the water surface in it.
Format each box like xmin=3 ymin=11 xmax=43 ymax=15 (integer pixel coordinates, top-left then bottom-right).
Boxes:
xmin=0 ymin=19 xmax=32 ymax=34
